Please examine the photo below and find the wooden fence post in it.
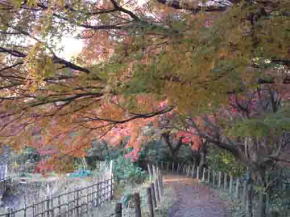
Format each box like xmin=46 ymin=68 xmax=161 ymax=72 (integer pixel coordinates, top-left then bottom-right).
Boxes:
xmin=155 ymin=179 xmax=160 ymax=202
xmin=235 ymin=179 xmax=240 ymax=199
xmin=147 ymin=164 xmax=153 ymax=181
xmin=242 ymin=181 xmax=247 ymax=207
xmin=224 ymin=173 xmax=227 ymax=190
xmin=202 ymin=168 xmax=205 ymax=182
xmin=229 ymin=175 xmax=233 ymax=194
xmin=151 ymin=183 xmax=157 ymax=208
xmin=97 ymin=181 xmax=100 ymax=207
xmin=191 ymin=165 xmax=195 ymax=178
xmin=6 ymin=208 xmax=11 ymax=217
xmin=74 ymin=188 xmax=79 ymax=216
xmin=110 ymin=177 xmax=114 ymax=199
xmin=115 ymin=203 xmax=122 ymax=217
xmin=147 ymin=187 xmax=154 ymax=217
xmin=187 ymin=166 xmax=190 ymax=176
xmin=133 ymin=193 xmax=142 ymax=217
xmin=158 ymin=174 xmax=164 ymax=196
xmin=32 ymin=200 xmax=36 ymax=217
xmin=156 ymin=170 xmax=162 ymax=198
xmin=85 ymin=187 xmax=89 ymax=214
xmin=212 ymin=171 xmax=216 ymax=186
xmin=218 ymin=172 xmax=222 ymax=188
xmin=46 ymin=196 xmax=50 ymax=217
xmin=42 ymin=200 xmax=45 ymax=216
xmin=152 ymin=165 xmax=156 ymax=178
xmin=24 ymin=199 xmax=27 ymax=217
xmin=207 ymin=169 xmax=211 ymax=184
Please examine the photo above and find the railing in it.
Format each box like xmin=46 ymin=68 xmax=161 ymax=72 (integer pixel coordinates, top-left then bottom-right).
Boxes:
xmin=0 ymin=165 xmax=8 ymax=181
xmin=158 ymin=161 xmax=250 ymax=204
xmin=1 ymin=177 xmax=114 ymax=217
xmin=110 ymin=165 xmax=164 ymax=217
xmin=157 ymin=161 xmax=290 ymax=217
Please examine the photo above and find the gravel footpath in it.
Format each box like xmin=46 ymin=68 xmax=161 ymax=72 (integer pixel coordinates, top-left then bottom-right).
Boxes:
xmin=164 ymin=175 xmax=230 ymax=217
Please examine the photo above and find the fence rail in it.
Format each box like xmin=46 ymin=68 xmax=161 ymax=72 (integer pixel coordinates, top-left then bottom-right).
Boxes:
xmin=158 ymin=161 xmax=249 ymax=203
xmin=1 ymin=177 xmax=114 ymax=217
xmin=157 ymin=161 xmax=290 ymax=217
xmin=110 ymin=165 xmax=164 ymax=217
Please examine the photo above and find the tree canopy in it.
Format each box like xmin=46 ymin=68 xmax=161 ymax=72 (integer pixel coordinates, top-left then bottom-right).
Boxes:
xmin=0 ymin=0 xmax=289 ymax=172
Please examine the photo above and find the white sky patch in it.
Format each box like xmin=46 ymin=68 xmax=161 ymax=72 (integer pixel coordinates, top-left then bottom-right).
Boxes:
xmin=55 ymin=0 xmax=148 ymax=60
xmin=58 ymin=36 xmax=84 ymax=60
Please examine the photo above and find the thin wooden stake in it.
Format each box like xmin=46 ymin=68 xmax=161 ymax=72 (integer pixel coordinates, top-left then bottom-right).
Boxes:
xmin=133 ymin=193 xmax=142 ymax=217
xmin=229 ymin=175 xmax=233 ymax=194
xmin=235 ymin=179 xmax=240 ymax=199
xmin=224 ymin=173 xmax=227 ymax=190
xmin=202 ymin=168 xmax=205 ymax=182
xmin=207 ymin=169 xmax=211 ymax=184
xmin=218 ymin=172 xmax=222 ymax=188
xmin=191 ymin=165 xmax=195 ymax=178
xmin=151 ymin=183 xmax=157 ymax=208
xmin=147 ymin=187 xmax=154 ymax=217
xmin=115 ymin=203 xmax=122 ymax=217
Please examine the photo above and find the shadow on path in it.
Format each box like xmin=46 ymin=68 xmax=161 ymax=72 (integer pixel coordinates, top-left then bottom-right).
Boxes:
xmin=164 ymin=175 xmax=230 ymax=217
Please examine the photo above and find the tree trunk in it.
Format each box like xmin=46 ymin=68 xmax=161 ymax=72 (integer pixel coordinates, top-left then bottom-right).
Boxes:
xmin=162 ymin=132 xmax=184 ymax=163
xmin=258 ymin=191 xmax=267 ymax=217
xmin=247 ymin=182 xmax=254 ymax=217
xmin=190 ymin=150 xmax=201 ymax=166
xmin=257 ymin=168 xmax=267 ymax=217
xmin=199 ymin=142 xmax=207 ymax=168
xmin=246 ymin=171 xmax=254 ymax=217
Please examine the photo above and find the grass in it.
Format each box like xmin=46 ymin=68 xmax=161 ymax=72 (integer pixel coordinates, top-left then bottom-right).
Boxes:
xmin=154 ymin=184 xmax=175 ymax=217
xmin=86 ymin=176 xmax=176 ymax=217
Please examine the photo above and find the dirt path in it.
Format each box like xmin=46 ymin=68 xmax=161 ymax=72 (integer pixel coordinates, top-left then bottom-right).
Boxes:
xmin=164 ymin=175 xmax=230 ymax=217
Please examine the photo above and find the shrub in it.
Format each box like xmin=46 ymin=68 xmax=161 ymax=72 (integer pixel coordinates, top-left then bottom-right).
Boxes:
xmin=113 ymin=155 xmax=146 ymax=184
xmin=207 ymin=145 xmax=245 ymax=177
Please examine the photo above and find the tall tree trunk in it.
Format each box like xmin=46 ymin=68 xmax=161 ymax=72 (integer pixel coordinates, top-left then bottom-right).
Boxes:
xmin=258 ymin=191 xmax=267 ymax=217
xmin=247 ymin=182 xmax=254 ymax=217
xmin=162 ymin=132 xmax=183 ymax=163
xmin=257 ymin=168 xmax=267 ymax=217
xmin=190 ymin=150 xmax=201 ymax=166
xmin=246 ymin=171 xmax=254 ymax=217
xmin=198 ymin=142 xmax=208 ymax=168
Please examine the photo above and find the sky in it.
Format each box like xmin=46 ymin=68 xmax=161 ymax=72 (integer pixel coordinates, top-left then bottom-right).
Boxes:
xmin=57 ymin=0 xmax=148 ymax=60
xmin=59 ymin=36 xmax=84 ymax=60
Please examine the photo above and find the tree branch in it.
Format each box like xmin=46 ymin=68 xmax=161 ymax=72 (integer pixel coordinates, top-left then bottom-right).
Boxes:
xmin=156 ymin=0 xmax=232 ymax=13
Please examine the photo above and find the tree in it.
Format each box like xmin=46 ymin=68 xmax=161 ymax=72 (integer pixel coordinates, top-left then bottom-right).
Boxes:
xmin=185 ymin=87 xmax=290 ymax=217
xmin=0 ymin=0 xmax=289 ymax=196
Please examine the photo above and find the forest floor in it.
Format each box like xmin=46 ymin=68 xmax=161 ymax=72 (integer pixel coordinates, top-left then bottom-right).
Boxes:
xmin=164 ymin=175 xmax=231 ymax=217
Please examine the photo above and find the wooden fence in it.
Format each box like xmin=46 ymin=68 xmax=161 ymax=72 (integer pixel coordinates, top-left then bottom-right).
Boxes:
xmin=159 ymin=162 xmax=246 ymax=199
xmin=1 ymin=177 xmax=114 ymax=217
xmin=158 ymin=162 xmax=250 ymax=204
xmin=112 ymin=165 xmax=164 ymax=217
xmin=157 ymin=161 xmax=290 ymax=217
xmin=0 ymin=177 xmax=13 ymax=200
xmin=0 ymin=164 xmax=8 ymax=181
